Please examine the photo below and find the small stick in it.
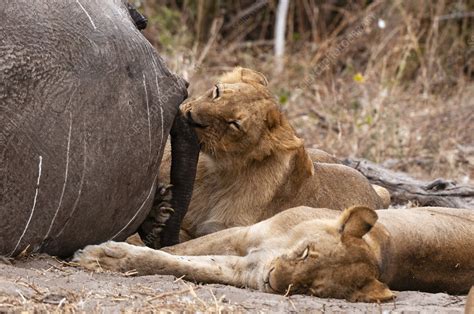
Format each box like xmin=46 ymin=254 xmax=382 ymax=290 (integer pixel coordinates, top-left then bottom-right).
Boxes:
xmin=283 ymin=283 xmax=293 ymax=297
xmin=146 ymin=287 xmax=193 ymax=302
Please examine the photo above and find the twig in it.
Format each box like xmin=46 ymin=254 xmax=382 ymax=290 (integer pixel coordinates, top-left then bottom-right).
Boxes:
xmin=16 ymin=244 xmax=31 ymax=259
xmin=57 ymin=297 xmax=66 ymax=308
xmin=177 ymin=279 xmax=208 ymax=309
xmin=94 ymin=259 xmax=103 ymax=272
xmin=124 ymin=269 xmax=138 ymax=277
xmin=288 ymin=297 xmax=297 ymax=311
xmin=52 ymin=256 xmax=79 ymax=267
xmin=46 ymin=262 xmax=66 ymax=272
xmin=0 ymin=303 xmax=14 ymax=307
xmin=195 ymin=18 xmax=223 ymax=68
xmin=223 ymin=0 xmax=269 ymax=31
xmin=146 ymin=287 xmax=193 ymax=302
xmin=436 ymin=11 xmax=474 ymax=21
xmin=209 ymin=288 xmax=222 ymax=314
xmin=173 ymin=275 xmax=186 ymax=282
xmin=16 ymin=290 xmax=27 ymax=304
xmin=16 ymin=280 xmax=44 ymax=295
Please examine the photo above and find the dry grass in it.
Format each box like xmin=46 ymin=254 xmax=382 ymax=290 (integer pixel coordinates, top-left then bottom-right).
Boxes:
xmin=140 ymin=0 xmax=474 ymax=183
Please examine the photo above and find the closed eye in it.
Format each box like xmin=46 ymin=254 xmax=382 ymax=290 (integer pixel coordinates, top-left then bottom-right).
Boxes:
xmin=299 ymin=247 xmax=309 ymax=260
xmin=212 ymin=85 xmax=220 ymax=99
xmin=228 ymin=120 xmax=241 ymax=131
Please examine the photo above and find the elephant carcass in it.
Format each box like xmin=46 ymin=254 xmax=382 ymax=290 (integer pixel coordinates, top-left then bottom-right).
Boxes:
xmin=0 ymin=0 xmax=198 ymax=257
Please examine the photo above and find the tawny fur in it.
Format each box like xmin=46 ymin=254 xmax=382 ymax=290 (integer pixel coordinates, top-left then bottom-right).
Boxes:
xmin=466 ymin=287 xmax=474 ymax=314
xmin=75 ymin=206 xmax=474 ymax=302
xmin=159 ymin=67 xmax=389 ymax=240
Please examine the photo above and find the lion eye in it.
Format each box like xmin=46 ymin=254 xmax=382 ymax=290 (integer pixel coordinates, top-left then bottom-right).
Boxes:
xmin=212 ymin=85 xmax=220 ymax=99
xmin=228 ymin=120 xmax=241 ymax=131
xmin=300 ymin=247 xmax=309 ymax=260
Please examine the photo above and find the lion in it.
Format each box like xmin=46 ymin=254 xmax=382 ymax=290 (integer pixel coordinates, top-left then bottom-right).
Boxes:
xmin=154 ymin=67 xmax=389 ymax=243
xmin=467 ymin=287 xmax=474 ymax=314
xmin=75 ymin=205 xmax=474 ymax=302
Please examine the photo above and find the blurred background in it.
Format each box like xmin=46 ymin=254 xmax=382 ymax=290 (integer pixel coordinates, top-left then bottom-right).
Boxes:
xmin=134 ymin=0 xmax=473 ymax=184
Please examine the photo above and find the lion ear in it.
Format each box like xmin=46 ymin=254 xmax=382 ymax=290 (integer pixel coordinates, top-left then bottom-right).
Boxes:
xmin=266 ymin=108 xmax=302 ymax=150
xmin=266 ymin=106 xmax=281 ymax=130
xmin=349 ymin=278 xmax=395 ymax=302
xmin=219 ymin=67 xmax=268 ymax=86
xmin=241 ymin=68 xmax=268 ymax=86
xmin=264 ymin=108 xmax=313 ymax=177
xmin=337 ymin=206 xmax=378 ymax=239
xmin=293 ymin=146 xmax=315 ymax=178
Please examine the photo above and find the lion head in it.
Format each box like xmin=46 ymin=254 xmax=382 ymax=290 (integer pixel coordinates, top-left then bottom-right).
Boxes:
xmin=180 ymin=67 xmax=313 ymax=176
xmin=265 ymin=206 xmax=395 ymax=302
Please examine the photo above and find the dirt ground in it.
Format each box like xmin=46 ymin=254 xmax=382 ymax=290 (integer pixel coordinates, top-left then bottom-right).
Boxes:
xmin=0 ymin=255 xmax=467 ymax=313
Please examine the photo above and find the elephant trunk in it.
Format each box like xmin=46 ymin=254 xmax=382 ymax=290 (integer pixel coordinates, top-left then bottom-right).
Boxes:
xmin=138 ymin=112 xmax=198 ymax=248
xmin=156 ymin=113 xmax=199 ymax=247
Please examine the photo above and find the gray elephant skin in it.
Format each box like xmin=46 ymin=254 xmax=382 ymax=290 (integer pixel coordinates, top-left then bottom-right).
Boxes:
xmin=0 ymin=0 xmax=198 ymax=257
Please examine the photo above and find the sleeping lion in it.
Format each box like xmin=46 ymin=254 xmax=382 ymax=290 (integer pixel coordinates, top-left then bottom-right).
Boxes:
xmin=147 ymin=67 xmax=390 ymax=243
xmin=152 ymin=67 xmax=389 ymax=244
xmin=75 ymin=205 xmax=474 ymax=302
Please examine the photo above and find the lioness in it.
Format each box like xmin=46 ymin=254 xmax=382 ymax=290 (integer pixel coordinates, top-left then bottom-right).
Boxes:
xmin=75 ymin=206 xmax=474 ymax=302
xmin=157 ymin=67 xmax=388 ymax=242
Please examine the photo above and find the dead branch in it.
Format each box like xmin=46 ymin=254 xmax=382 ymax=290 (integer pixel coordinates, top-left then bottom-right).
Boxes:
xmin=344 ymin=158 xmax=474 ymax=209
xmin=223 ymin=0 xmax=269 ymax=31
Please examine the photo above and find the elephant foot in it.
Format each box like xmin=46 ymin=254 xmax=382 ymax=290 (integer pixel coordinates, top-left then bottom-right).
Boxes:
xmin=138 ymin=183 xmax=175 ymax=249
xmin=73 ymin=241 xmax=141 ymax=273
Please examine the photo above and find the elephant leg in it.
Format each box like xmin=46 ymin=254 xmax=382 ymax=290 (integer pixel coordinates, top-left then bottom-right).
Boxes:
xmin=74 ymin=241 xmax=260 ymax=289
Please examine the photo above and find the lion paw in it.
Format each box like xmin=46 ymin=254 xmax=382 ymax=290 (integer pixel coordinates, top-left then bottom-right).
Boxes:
xmin=138 ymin=183 xmax=174 ymax=248
xmin=73 ymin=241 xmax=138 ymax=273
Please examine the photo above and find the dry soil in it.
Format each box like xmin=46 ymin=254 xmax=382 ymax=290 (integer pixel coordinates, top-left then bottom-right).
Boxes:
xmin=0 ymin=254 xmax=468 ymax=313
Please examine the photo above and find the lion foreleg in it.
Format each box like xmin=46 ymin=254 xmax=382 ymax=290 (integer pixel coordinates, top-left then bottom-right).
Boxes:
xmin=74 ymin=241 xmax=259 ymax=288
xmin=164 ymin=225 xmax=250 ymax=256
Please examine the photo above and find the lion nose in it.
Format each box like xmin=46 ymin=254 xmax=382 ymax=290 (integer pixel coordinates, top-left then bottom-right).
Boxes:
xmin=179 ymin=101 xmax=192 ymax=114
xmin=184 ymin=110 xmax=208 ymax=129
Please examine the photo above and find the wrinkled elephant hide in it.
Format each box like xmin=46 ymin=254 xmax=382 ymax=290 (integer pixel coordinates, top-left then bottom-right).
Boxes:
xmin=0 ymin=0 xmax=195 ymax=257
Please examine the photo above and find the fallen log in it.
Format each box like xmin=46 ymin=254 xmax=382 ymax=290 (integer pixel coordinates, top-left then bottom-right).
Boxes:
xmin=344 ymin=158 xmax=474 ymax=209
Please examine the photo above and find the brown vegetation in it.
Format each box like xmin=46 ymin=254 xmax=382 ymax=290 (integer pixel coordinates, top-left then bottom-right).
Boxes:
xmin=140 ymin=0 xmax=474 ymax=183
